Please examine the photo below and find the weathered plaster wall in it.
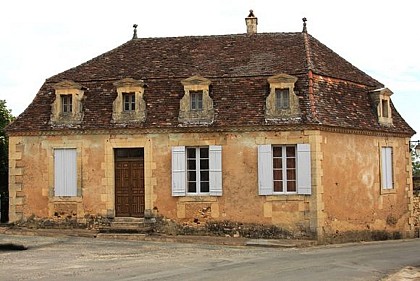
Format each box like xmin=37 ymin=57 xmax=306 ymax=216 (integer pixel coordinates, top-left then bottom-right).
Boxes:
xmin=9 ymin=130 xmax=318 ymax=235
xmin=9 ymin=130 xmax=412 ymax=238
xmin=320 ymin=132 xmax=413 ymax=237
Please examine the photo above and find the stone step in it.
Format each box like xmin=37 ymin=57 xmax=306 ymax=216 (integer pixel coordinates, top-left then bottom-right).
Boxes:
xmin=99 ymin=226 xmax=152 ymax=234
xmin=110 ymin=221 xmax=145 ymax=229
xmin=113 ymin=217 xmax=144 ymax=223
xmin=99 ymin=217 xmax=151 ymax=234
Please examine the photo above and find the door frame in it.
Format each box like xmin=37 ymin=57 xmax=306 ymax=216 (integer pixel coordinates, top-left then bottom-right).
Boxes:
xmin=114 ymin=148 xmax=145 ymax=217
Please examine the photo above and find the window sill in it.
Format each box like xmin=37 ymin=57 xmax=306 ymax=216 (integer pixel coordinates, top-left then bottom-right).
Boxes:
xmin=179 ymin=196 xmax=217 ymax=203
xmin=265 ymin=195 xmax=306 ymax=202
xmin=380 ymin=188 xmax=396 ymax=195
xmin=51 ymin=197 xmax=82 ymax=202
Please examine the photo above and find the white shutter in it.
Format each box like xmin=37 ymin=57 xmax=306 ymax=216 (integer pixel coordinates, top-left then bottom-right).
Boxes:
xmin=54 ymin=149 xmax=77 ymax=197
xmin=172 ymin=146 xmax=186 ymax=196
xmin=209 ymin=145 xmax=222 ymax=196
xmin=258 ymin=145 xmax=273 ymax=195
xmin=297 ymin=144 xmax=311 ymax=195
xmin=381 ymin=147 xmax=393 ymax=189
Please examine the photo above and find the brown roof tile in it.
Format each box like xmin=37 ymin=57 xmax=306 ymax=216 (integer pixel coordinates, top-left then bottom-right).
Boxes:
xmin=6 ymin=32 xmax=414 ymax=136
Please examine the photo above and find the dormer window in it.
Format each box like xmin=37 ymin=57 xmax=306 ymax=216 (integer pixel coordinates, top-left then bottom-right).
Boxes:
xmin=112 ymin=78 xmax=146 ymax=123
xmin=123 ymin=92 xmax=136 ymax=111
xmin=266 ymin=74 xmax=300 ymax=120
xmin=50 ymin=80 xmax=84 ymax=124
xmin=370 ymin=88 xmax=393 ymax=126
xmin=179 ymin=76 xmax=214 ymax=125
xmin=190 ymin=91 xmax=203 ymax=111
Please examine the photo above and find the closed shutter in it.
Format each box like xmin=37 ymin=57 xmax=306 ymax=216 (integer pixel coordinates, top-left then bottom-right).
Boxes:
xmin=54 ymin=149 xmax=77 ymax=196
xmin=209 ymin=145 xmax=222 ymax=196
xmin=172 ymin=146 xmax=186 ymax=196
xmin=297 ymin=144 xmax=311 ymax=195
xmin=258 ymin=144 xmax=273 ymax=195
xmin=381 ymin=147 xmax=393 ymax=189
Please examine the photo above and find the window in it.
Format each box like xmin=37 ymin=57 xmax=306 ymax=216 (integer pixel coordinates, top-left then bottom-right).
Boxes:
xmin=54 ymin=149 xmax=77 ymax=197
xmin=61 ymin=95 xmax=73 ymax=113
xmin=266 ymin=74 xmax=300 ymax=120
xmin=273 ymin=146 xmax=296 ymax=193
xmin=187 ymin=147 xmax=209 ymax=194
xmin=381 ymin=147 xmax=393 ymax=189
xmin=123 ymin=92 xmax=136 ymax=111
xmin=172 ymin=145 xmax=222 ymax=196
xmin=258 ymin=144 xmax=311 ymax=195
xmin=51 ymin=80 xmax=84 ymax=124
xmin=179 ymin=76 xmax=214 ymax=124
xmin=112 ymin=78 xmax=146 ymax=123
xmin=190 ymin=91 xmax=203 ymax=111
xmin=370 ymin=88 xmax=393 ymax=126
xmin=381 ymin=99 xmax=389 ymax=118
xmin=275 ymin=89 xmax=290 ymax=109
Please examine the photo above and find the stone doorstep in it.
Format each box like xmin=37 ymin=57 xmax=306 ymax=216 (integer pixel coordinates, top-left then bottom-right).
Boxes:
xmin=112 ymin=217 xmax=145 ymax=223
xmin=109 ymin=222 xmax=145 ymax=229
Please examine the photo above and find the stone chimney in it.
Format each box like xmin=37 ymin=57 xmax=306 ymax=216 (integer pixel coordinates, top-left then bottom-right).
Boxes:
xmin=245 ymin=10 xmax=258 ymax=35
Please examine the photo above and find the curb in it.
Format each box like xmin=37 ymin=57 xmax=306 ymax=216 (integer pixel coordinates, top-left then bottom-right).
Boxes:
xmin=0 ymin=226 xmax=315 ymax=248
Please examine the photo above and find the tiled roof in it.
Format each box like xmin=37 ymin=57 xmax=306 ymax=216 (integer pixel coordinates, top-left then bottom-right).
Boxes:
xmin=6 ymin=32 xmax=414 ymax=136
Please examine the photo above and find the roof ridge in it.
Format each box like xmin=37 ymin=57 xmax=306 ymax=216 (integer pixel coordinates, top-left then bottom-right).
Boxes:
xmin=303 ymin=32 xmax=315 ymax=71
xmin=302 ymin=32 xmax=319 ymax=123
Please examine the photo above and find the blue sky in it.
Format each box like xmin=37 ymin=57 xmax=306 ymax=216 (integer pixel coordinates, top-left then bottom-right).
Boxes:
xmin=1 ymin=0 xmax=419 ymax=139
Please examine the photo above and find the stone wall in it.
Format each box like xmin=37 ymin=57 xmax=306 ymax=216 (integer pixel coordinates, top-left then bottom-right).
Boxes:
xmin=413 ymin=177 xmax=420 ymax=237
xmin=8 ymin=130 xmax=413 ymax=240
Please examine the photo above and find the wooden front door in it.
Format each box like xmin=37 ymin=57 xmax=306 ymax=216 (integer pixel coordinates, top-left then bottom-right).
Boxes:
xmin=115 ymin=149 xmax=145 ymax=217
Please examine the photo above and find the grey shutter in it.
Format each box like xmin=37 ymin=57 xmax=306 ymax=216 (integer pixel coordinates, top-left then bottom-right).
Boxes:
xmin=209 ymin=145 xmax=222 ymax=196
xmin=54 ymin=148 xmax=77 ymax=196
xmin=172 ymin=146 xmax=186 ymax=196
xmin=297 ymin=144 xmax=311 ymax=195
xmin=381 ymin=147 xmax=393 ymax=189
xmin=258 ymin=144 xmax=273 ymax=195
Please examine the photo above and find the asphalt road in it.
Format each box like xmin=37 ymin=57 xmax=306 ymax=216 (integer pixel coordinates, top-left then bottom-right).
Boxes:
xmin=0 ymin=234 xmax=419 ymax=281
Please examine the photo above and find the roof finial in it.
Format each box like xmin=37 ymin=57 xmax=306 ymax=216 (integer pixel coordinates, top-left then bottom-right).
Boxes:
xmin=248 ymin=9 xmax=255 ymax=17
xmin=132 ymin=24 xmax=138 ymax=39
xmin=302 ymin=17 xmax=307 ymax=33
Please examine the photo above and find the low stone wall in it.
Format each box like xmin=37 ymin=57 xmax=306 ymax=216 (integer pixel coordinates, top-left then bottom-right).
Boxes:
xmin=413 ymin=177 xmax=420 ymax=237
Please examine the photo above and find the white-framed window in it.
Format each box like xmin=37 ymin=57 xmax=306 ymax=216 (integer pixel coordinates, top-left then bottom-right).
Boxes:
xmin=54 ymin=148 xmax=77 ymax=197
xmin=258 ymin=144 xmax=311 ymax=195
xmin=187 ymin=147 xmax=209 ymax=194
xmin=172 ymin=145 xmax=222 ymax=196
xmin=381 ymin=147 xmax=393 ymax=189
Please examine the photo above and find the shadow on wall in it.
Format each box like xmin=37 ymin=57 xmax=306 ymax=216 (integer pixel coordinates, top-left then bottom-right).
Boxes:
xmin=0 ymin=175 xmax=8 ymax=223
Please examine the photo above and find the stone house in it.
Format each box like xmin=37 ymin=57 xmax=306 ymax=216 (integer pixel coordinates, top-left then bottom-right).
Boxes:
xmin=6 ymin=11 xmax=416 ymax=240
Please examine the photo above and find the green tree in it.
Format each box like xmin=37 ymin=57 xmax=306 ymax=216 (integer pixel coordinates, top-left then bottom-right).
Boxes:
xmin=411 ymin=142 xmax=420 ymax=177
xmin=0 ymin=100 xmax=14 ymax=222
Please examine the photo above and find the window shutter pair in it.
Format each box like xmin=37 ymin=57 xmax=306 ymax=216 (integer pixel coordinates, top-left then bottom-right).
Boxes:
xmin=171 ymin=146 xmax=222 ymax=196
xmin=258 ymin=144 xmax=312 ymax=195
xmin=54 ymin=149 xmax=77 ymax=197
xmin=381 ymin=147 xmax=393 ymax=189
